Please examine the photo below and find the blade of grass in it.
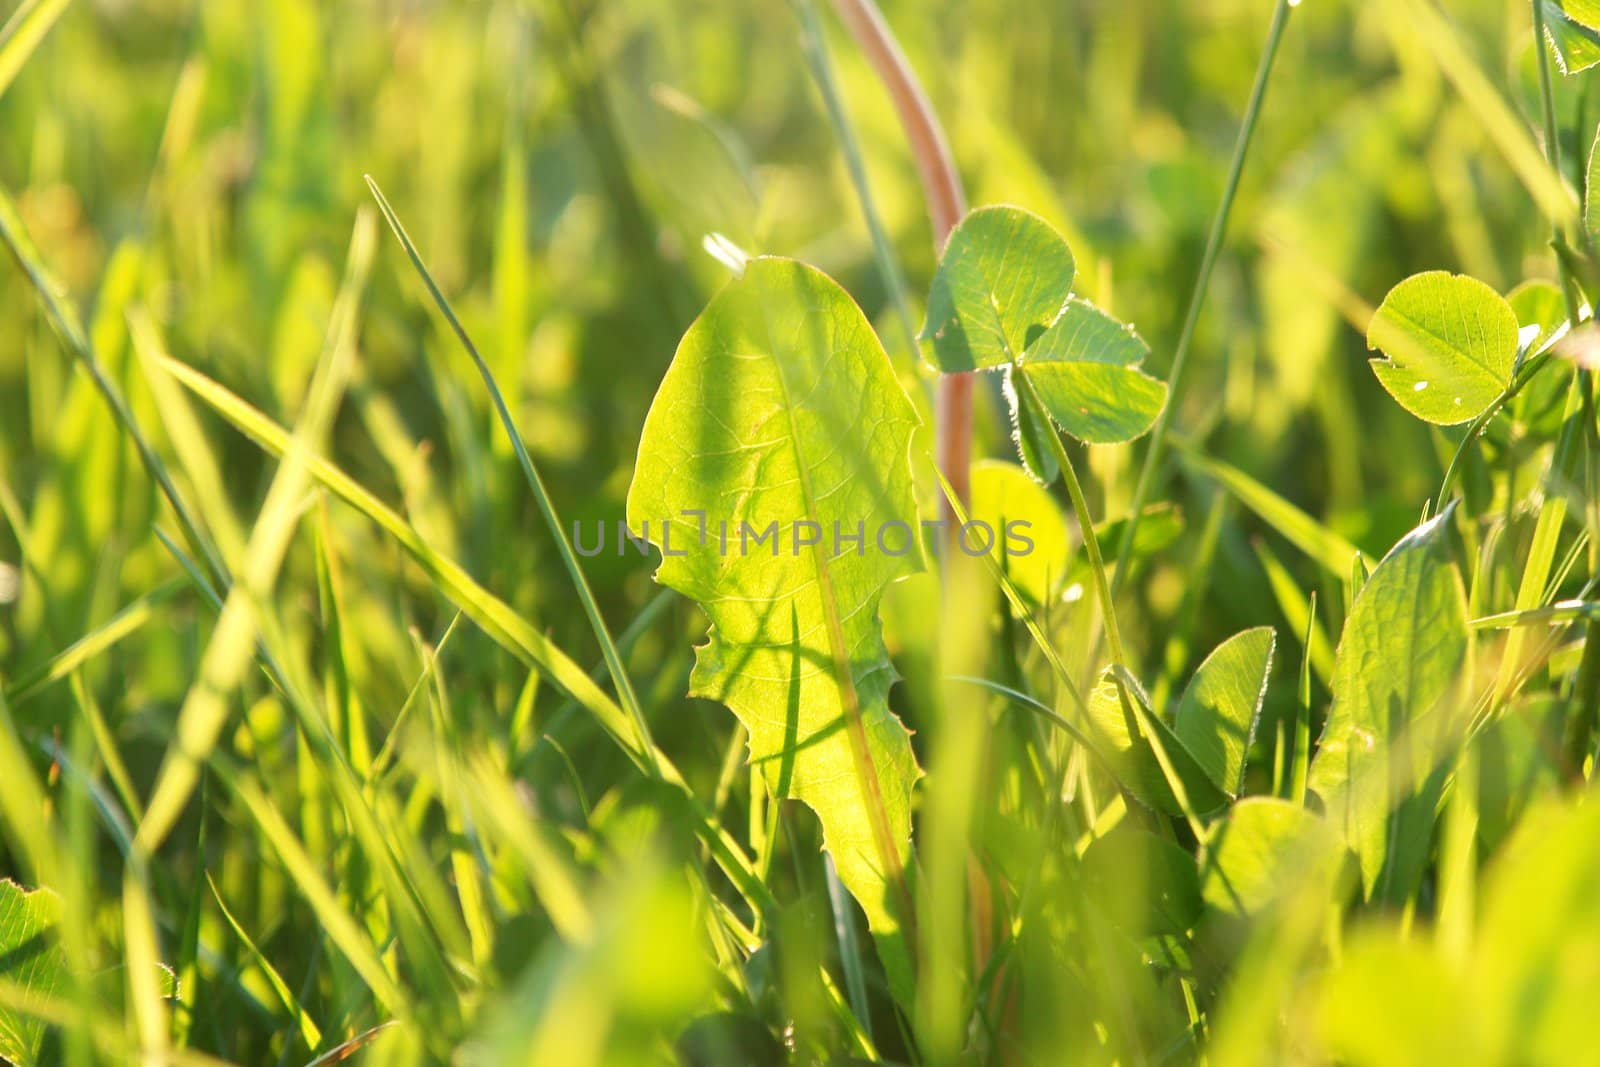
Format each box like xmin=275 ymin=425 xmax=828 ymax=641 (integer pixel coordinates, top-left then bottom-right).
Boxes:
xmin=230 ymin=777 xmax=410 ymax=1014
xmin=364 ymin=176 xmax=660 ymax=777
xmin=418 ymin=649 xmax=495 ymax=971
xmin=0 ymin=0 xmax=71 ymax=99
xmin=67 ymin=671 xmax=143 ymax=825
xmin=135 ymin=208 xmax=376 ymax=852
xmin=1253 ymin=538 xmax=1336 ymax=685
xmin=369 ymin=612 xmax=465 ymax=784
xmin=0 ymin=684 xmax=60 ymax=884
xmin=1180 ymin=443 xmax=1360 ymax=578
xmin=4 ymin=579 xmax=184 ymax=707
xmin=149 ymin=527 xmax=482 ymax=1002
xmin=121 ymin=857 xmax=170 ymax=1063
xmin=1114 ymin=0 xmax=1297 ymax=592
xmin=1403 ymin=0 xmax=1577 ymax=224
xmin=0 ymin=183 xmax=223 ymax=585
xmin=1287 ymin=592 xmax=1315 ymax=805
xmin=935 ymin=469 xmax=1209 ymax=838
xmin=207 ymin=874 xmax=324 ymax=1052
xmin=1527 ymin=0 xmax=1600 ymax=778
xmin=149 ymin=349 xmax=775 ymax=918
xmin=792 ymin=0 xmax=920 ymax=364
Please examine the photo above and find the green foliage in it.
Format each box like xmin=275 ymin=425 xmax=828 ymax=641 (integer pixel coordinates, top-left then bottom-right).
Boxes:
xmin=923 ymin=205 xmax=1167 ymax=479
xmin=0 ymin=882 xmax=67 ymax=1067
xmin=967 ymin=459 xmax=1067 ymax=611
xmin=1173 ymin=627 xmax=1275 ymax=797
xmin=628 ymin=257 xmax=922 ymax=999
xmin=1199 ymin=797 xmax=1344 ymax=920
xmin=1367 ymin=271 xmax=1519 ymax=425
xmin=1085 ymin=667 xmax=1229 ymax=817
xmin=1020 ymin=298 xmax=1168 ymax=445
xmin=1543 ymin=0 xmax=1600 ymax=74
xmin=1307 ymin=509 xmax=1469 ymax=900
xmin=922 ymin=206 xmax=1076 ymax=372
xmin=2 ymin=0 xmax=1600 ymax=1063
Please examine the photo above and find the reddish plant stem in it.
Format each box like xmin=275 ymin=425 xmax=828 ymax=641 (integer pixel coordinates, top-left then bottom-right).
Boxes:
xmin=830 ymin=0 xmax=971 ymax=516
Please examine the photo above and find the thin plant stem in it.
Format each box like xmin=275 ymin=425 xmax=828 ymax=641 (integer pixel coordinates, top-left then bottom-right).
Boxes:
xmin=829 ymin=0 xmax=972 ymax=513
xmin=365 ymin=177 xmax=661 ymax=778
xmin=1113 ymin=0 xmax=1295 ymax=595
xmin=793 ymin=0 xmax=921 ymax=364
xmin=1435 ymin=351 xmax=1553 ymax=513
xmin=1014 ymin=371 xmax=1126 ymax=666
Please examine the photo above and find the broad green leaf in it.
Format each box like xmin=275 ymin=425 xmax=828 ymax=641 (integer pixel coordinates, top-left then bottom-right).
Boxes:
xmin=1084 ymin=667 xmax=1228 ymax=818
xmin=1551 ymin=0 xmax=1600 ymax=24
xmin=1544 ymin=0 xmax=1600 ymax=74
xmin=627 ymin=257 xmax=922 ymax=1000
xmin=1017 ymin=298 xmax=1167 ymax=444
xmin=1367 ymin=271 xmax=1518 ymax=425
xmin=1080 ymin=827 xmax=1203 ymax=938
xmin=0 ymin=881 xmax=69 ymax=1066
xmin=1174 ymin=627 xmax=1276 ymax=797
xmin=1306 ymin=509 xmax=1468 ymax=900
xmin=921 ymin=205 xmax=1074 ymax=372
xmin=968 ymin=459 xmax=1067 ymax=611
xmin=1199 ymin=798 xmax=1346 ymax=920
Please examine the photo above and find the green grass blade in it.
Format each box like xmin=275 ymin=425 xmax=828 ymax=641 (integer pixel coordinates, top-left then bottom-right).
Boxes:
xmin=1180 ymin=444 xmax=1360 ymax=578
xmin=1253 ymin=538 xmax=1336 ymax=686
xmin=230 ymin=778 xmax=409 ymax=1015
xmin=0 ymin=0 xmax=71 ymax=99
xmin=135 ymin=208 xmax=377 ymax=852
xmin=364 ymin=175 xmax=661 ymax=776
xmin=207 ymin=874 xmax=323 ymax=1052
xmin=3 ymin=580 xmax=183 ymax=707
xmin=149 ymin=343 xmax=775 ymax=918
xmin=0 ymin=182 xmax=223 ymax=584
xmin=791 ymin=0 xmax=920 ymax=364
xmin=1114 ymin=0 xmax=1297 ymax=590
xmin=1402 ymin=0 xmax=1577 ymax=223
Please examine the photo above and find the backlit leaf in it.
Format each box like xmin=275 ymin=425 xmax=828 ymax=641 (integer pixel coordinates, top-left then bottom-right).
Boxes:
xmin=1017 ymin=297 xmax=1167 ymax=444
xmin=0 ymin=881 xmax=68 ymax=1066
xmin=1588 ymin=126 xmax=1600 ymax=242
xmin=1306 ymin=509 xmax=1468 ymax=900
xmin=921 ymin=205 xmax=1074 ymax=372
xmin=1006 ymin=368 xmax=1059 ymax=483
xmin=1200 ymin=798 xmax=1346 ymax=920
xmin=1085 ymin=668 xmax=1228 ymax=818
xmin=1367 ymin=271 xmax=1518 ymax=425
xmin=968 ymin=459 xmax=1067 ymax=611
xmin=1174 ymin=627 xmax=1276 ymax=797
xmin=1081 ymin=827 xmax=1203 ymax=937
xmin=1543 ymin=0 xmax=1600 ymax=74
xmin=628 ymin=257 xmax=922 ymax=1000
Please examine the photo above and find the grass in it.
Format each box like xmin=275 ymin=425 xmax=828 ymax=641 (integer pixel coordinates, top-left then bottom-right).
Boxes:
xmin=3 ymin=1 xmax=1600 ymax=1065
